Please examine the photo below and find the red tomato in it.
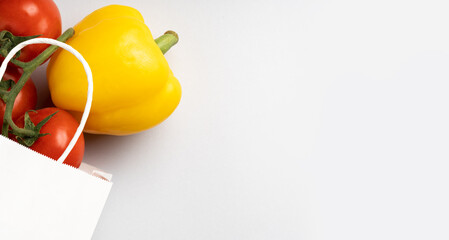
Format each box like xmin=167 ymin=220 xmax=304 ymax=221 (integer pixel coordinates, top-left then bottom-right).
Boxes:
xmin=0 ymin=0 xmax=62 ymax=62
xmin=0 ymin=67 xmax=37 ymax=126
xmin=14 ymin=108 xmax=85 ymax=168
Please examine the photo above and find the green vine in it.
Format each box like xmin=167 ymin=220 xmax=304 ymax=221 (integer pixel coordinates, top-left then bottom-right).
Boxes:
xmin=0 ymin=28 xmax=74 ymax=144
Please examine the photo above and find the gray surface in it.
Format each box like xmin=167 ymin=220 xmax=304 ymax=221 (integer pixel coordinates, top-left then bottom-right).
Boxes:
xmin=30 ymin=0 xmax=449 ymax=239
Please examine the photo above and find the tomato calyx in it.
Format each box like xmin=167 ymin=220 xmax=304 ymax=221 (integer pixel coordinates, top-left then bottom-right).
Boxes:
xmin=0 ymin=31 xmax=40 ymax=63
xmin=13 ymin=110 xmax=57 ymax=147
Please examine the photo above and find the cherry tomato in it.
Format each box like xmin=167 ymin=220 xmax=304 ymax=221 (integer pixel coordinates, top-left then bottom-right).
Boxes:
xmin=0 ymin=67 xmax=37 ymax=126
xmin=0 ymin=0 xmax=62 ymax=62
xmin=14 ymin=108 xmax=85 ymax=168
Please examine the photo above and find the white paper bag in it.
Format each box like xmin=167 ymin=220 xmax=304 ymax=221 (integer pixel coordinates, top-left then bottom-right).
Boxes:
xmin=0 ymin=38 xmax=112 ymax=239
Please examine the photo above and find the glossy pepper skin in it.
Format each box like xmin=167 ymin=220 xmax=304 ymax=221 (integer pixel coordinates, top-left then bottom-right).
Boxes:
xmin=47 ymin=5 xmax=181 ymax=135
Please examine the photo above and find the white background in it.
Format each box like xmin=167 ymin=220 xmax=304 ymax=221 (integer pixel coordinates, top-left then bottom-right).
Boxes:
xmin=33 ymin=0 xmax=449 ymax=239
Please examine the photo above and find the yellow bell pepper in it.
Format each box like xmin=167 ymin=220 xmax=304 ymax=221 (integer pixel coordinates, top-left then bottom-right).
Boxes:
xmin=47 ymin=5 xmax=181 ymax=135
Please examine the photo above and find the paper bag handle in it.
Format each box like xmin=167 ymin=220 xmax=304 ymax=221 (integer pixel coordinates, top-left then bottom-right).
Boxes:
xmin=0 ymin=38 xmax=93 ymax=164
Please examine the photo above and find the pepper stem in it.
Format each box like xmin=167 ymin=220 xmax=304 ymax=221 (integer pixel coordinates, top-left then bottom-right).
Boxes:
xmin=155 ymin=31 xmax=179 ymax=54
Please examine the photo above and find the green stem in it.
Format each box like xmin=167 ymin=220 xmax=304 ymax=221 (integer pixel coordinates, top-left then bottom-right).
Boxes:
xmin=2 ymin=70 xmax=34 ymax=136
xmin=9 ymin=59 xmax=26 ymax=68
xmin=1 ymin=28 xmax=75 ymax=137
xmin=24 ymin=28 xmax=75 ymax=71
xmin=0 ymin=89 xmax=8 ymax=98
xmin=155 ymin=31 xmax=179 ymax=54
